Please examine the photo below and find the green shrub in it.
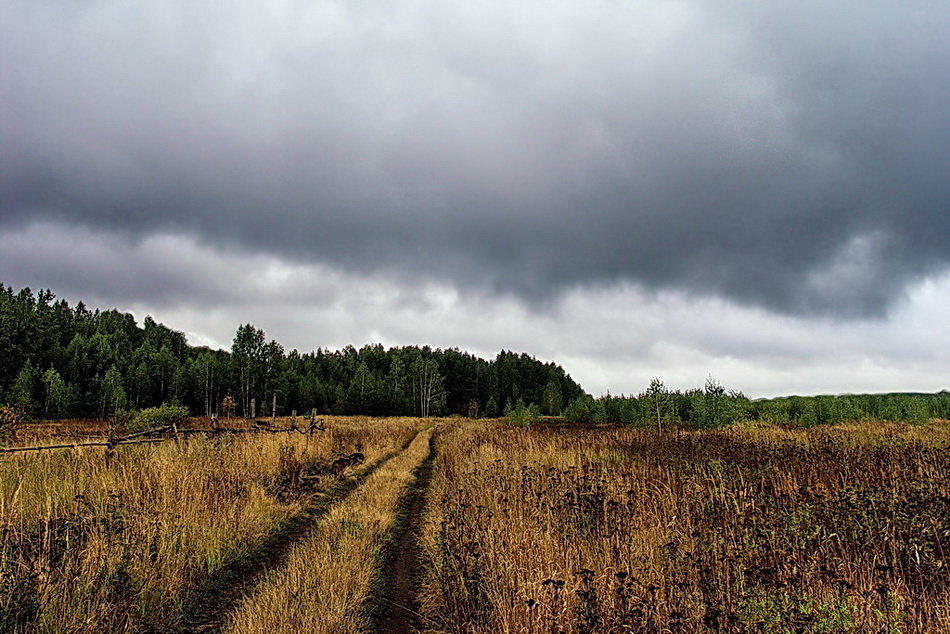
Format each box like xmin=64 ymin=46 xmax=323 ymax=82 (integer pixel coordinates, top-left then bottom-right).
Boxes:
xmin=128 ymin=404 xmax=189 ymax=433
xmin=114 ymin=408 xmax=137 ymax=429
xmin=505 ymin=399 xmax=541 ymax=426
xmin=740 ymin=591 xmax=858 ymax=633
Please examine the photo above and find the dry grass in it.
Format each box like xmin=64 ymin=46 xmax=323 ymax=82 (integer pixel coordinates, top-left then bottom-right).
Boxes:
xmin=3 ymin=417 xmax=948 ymax=633
xmin=420 ymin=420 xmax=950 ymax=633
xmin=223 ymin=424 xmax=438 ymax=634
xmin=7 ymin=415 xmax=337 ymax=444
xmin=0 ymin=416 xmax=424 ymax=632
xmin=7 ymin=418 xmax=113 ymax=443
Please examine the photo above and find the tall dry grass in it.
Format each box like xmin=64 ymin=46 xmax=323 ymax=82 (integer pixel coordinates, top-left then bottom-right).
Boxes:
xmin=224 ymin=424 xmax=438 ymax=634
xmin=0 ymin=416 xmax=423 ymax=632
xmin=420 ymin=420 xmax=950 ymax=633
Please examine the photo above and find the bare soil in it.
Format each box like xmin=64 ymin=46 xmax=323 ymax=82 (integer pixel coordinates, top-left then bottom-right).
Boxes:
xmin=370 ymin=433 xmax=437 ymax=634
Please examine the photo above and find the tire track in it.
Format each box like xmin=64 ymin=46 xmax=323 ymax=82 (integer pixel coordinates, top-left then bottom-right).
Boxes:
xmin=176 ymin=444 xmax=411 ymax=634
xmin=369 ymin=431 xmax=438 ymax=634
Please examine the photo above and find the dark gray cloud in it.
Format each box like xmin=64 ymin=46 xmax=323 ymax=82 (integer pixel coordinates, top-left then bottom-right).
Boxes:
xmin=2 ymin=0 xmax=949 ymax=316
xmin=4 ymin=221 xmax=950 ymax=399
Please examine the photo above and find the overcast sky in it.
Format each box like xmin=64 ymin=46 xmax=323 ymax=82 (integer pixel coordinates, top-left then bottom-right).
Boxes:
xmin=2 ymin=0 xmax=949 ymax=397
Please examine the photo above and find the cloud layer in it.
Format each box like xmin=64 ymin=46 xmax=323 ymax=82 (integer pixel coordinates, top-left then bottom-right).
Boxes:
xmin=4 ymin=0 xmax=949 ymax=317
xmin=3 ymin=0 xmax=950 ymax=396
xmin=3 ymin=222 xmax=949 ymax=398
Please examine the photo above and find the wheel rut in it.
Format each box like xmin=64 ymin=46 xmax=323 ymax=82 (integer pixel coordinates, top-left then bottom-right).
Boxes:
xmin=370 ymin=432 xmax=438 ymax=634
xmin=176 ymin=445 xmax=409 ymax=634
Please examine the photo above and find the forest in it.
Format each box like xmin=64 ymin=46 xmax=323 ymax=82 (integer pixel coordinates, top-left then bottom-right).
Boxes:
xmin=561 ymin=377 xmax=950 ymax=427
xmin=0 ymin=284 xmax=583 ymax=420
xmin=4 ymin=282 xmax=948 ymax=427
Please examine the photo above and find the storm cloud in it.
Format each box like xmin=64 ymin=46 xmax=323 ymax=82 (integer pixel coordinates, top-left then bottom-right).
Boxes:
xmin=3 ymin=221 xmax=950 ymax=398
xmin=3 ymin=0 xmax=950 ymax=397
xmin=3 ymin=0 xmax=949 ymax=317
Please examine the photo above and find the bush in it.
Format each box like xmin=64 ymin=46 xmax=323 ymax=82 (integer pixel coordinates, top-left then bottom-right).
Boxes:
xmin=128 ymin=404 xmax=189 ymax=433
xmin=114 ymin=408 xmax=137 ymax=429
xmin=563 ymin=396 xmax=597 ymax=424
xmin=505 ymin=399 xmax=541 ymax=426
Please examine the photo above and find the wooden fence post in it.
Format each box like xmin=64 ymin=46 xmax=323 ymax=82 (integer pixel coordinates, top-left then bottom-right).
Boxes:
xmin=105 ymin=419 xmax=117 ymax=466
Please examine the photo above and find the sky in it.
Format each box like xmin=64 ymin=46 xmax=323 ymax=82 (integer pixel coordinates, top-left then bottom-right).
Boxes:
xmin=2 ymin=0 xmax=949 ymax=398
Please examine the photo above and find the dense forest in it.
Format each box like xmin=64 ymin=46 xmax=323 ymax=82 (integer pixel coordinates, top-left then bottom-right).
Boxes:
xmin=561 ymin=376 xmax=950 ymax=427
xmin=4 ymin=283 xmax=948 ymax=427
xmin=0 ymin=284 xmax=583 ymax=419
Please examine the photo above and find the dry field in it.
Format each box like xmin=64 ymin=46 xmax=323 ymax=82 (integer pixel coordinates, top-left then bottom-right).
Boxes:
xmin=420 ymin=421 xmax=950 ymax=633
xmin=2 ymin=417 xmax=948 ymax=633
xmin=0 ymin=416 xmax=428 ymax=632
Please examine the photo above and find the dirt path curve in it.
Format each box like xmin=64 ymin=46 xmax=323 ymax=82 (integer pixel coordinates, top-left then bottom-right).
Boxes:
xmin=370 ymin=431 xmax=438 ymax=634
xmin=176 ymin=447 xmax=408 ymax=634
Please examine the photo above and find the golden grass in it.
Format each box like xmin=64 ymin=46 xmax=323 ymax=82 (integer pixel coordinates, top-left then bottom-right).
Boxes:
xmin=3 ymin=417 xmax=948 ymax=632
xmin=223 ymin=424 xmax=438 ymax=634
xmin=0 ymin=416 xmax=424 ymax=632
xmin=420 ymin=420 xmax=950 ymax=633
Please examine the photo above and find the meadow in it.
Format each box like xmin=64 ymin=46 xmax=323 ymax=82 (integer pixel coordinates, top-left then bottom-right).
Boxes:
xmin=420 ymin=421 xmax=950 ymax=633
xmin=1 ymin=416 xmax=948 ymax=633
xmin=0 ymin=416 xmax=427 ymax=632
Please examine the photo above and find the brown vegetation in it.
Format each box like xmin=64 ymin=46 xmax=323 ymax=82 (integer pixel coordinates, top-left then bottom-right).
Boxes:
xmin=223 ymin=424 xmax=438 ymax=634
xmin=3 ymin=416 xmax=949 ymax=633
xmin=0 ymin=416 xmax=424 ymax=632
xmin=419 ymin=420 xmax=950 ymax=633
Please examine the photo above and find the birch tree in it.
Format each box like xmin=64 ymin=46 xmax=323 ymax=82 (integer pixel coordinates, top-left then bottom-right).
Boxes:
xmin=411 ymin=358 xmax=445 ymax=418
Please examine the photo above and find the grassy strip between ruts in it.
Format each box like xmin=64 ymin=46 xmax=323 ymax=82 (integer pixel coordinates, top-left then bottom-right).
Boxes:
xmin=177 ymin=439 xmax=412 ymax=633
xmin=222 ymin=425 xmax=437 ymax=634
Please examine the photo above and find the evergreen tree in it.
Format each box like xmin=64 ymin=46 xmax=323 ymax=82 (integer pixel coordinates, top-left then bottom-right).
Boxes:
xmin=231 ymin=324 xmax=266 ymax=416
xmin=702 ymin=375 xmax=727 ymax=428
xmin=485 ymin=396 xmax=499 ymax=418
xmin=645 ymin=377 xmax=673 ymax=432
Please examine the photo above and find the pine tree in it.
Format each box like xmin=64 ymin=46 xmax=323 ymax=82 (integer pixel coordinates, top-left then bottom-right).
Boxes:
xmin=645 ymin=377 xmax=671 ymax=433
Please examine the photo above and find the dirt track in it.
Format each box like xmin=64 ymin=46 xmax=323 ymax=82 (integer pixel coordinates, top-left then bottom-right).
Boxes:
xmin=371 ymin=432 xmax=437 ymax=634
xmin=177 ymin=450 xmax=402 ymax=633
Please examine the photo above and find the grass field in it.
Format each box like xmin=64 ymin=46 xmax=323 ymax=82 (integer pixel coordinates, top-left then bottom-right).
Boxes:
xmin=0 ymin=416 xmax=425 ymax=632
xmin=420 ymin=421 xmax=950 ymax=633
xmin=1 ymin=417 xmax=948 ymax=632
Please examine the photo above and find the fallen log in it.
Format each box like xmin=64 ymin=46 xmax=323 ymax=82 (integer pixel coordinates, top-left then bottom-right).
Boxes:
xmin=0 ymin=438 xmax=169 ymax=454
xmin=0 ymin=426 xmax=303 ymax=453
xmin=118 ymin=425 xmax=173 ymax=441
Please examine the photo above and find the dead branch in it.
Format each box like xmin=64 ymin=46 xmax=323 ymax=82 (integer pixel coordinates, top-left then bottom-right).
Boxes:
xmin=0 ymin=438 xmax=169 ymax=454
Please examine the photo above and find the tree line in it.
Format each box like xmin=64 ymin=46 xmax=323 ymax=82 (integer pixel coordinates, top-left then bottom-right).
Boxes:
xmin=0 ymin=284 xmax=583 ymax=420
xmin=561 ymin=376 xmax=950 ymax=427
